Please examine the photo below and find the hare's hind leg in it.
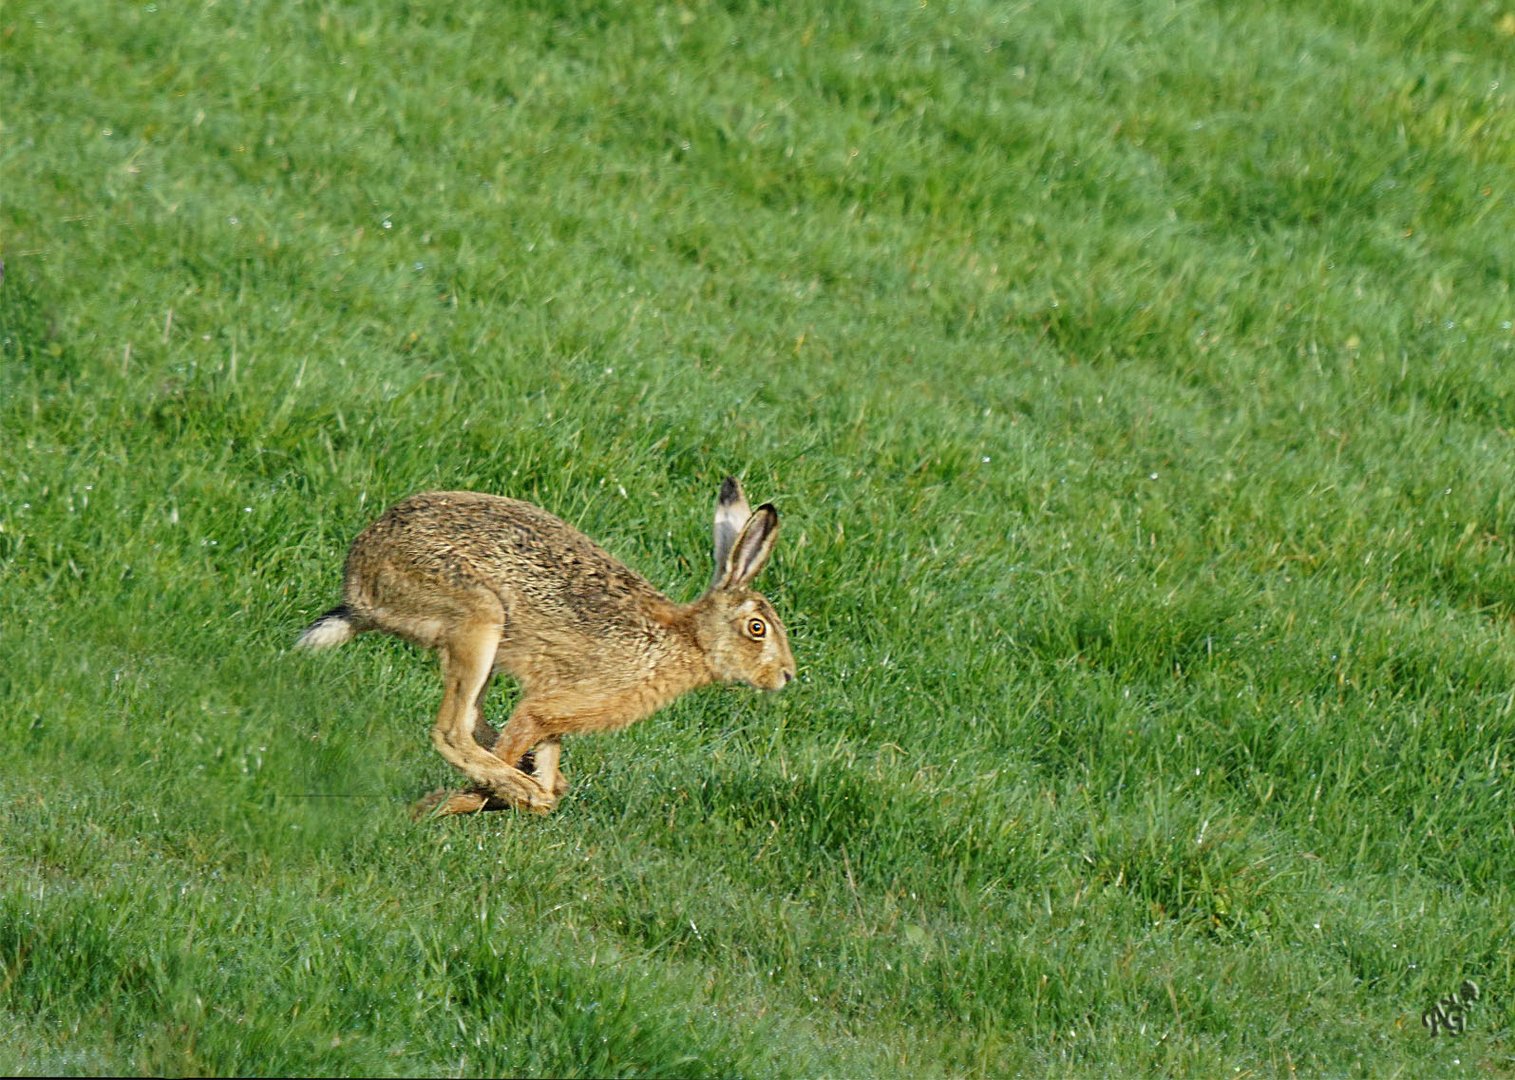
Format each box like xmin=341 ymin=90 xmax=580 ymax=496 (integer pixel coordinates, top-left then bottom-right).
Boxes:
xmin=427 ymin=619 xmax=554 ymax=814
xmin=409 ymin=652 xmax=522 ymax=818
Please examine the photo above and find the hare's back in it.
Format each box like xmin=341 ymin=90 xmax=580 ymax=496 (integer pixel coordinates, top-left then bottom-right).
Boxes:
xmin=345 ymin=490 xmax=663 ymax=625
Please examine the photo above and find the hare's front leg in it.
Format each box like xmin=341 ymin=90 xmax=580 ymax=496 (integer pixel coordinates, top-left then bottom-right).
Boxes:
xmin=529 ymin=735 xmax=569 ymax=798
xmin=426 ymin=620 xmax=553 ymax=814
xmin=492 ymin=703 xmax=572 ymax=799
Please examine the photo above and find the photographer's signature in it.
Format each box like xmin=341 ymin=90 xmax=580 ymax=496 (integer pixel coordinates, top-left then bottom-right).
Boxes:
xmin=1423 ymin=980 xmax=1480 ymax=1037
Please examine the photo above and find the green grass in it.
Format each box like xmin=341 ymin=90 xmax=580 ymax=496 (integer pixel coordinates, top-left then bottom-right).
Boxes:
xmin=2 ymin=0 xmax=1512 ymax=1074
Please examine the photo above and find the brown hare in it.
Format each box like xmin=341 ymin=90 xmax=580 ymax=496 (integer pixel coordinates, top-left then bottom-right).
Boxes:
xmin=297 ymin=477 xmax=795 ymax=816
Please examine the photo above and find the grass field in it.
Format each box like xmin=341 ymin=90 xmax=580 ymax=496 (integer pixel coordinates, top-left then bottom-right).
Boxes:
xmin=2 ymin=0 xmax=1512 ymax=1074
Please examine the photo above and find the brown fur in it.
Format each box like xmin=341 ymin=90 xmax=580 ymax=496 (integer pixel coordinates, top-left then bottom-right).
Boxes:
xmin=298 ymin=478 xmax=794 ymax=816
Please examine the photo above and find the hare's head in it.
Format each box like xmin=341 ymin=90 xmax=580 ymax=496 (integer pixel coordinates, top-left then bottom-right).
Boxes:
xmin=692 ymin=478 xmax=795 ymax=691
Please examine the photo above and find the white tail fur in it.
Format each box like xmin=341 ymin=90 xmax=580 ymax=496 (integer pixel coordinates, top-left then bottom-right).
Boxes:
xmin=296 ymin=607 xmax=357 ymax=650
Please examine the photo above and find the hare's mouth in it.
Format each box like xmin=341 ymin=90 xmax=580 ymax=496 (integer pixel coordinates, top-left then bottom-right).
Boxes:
xmin=760 ymin=669 xmax=795 ymax=692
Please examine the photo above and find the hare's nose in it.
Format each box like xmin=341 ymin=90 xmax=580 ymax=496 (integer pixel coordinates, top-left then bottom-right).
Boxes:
xmin=782 ymin=669 xmax=794 ymax=685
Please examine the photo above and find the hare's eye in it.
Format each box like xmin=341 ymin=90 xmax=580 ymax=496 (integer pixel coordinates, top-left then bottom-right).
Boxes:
xmin=747 ymin=617 xmax=766 ymax=638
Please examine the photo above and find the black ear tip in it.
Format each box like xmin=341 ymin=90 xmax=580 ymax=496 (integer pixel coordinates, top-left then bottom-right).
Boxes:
xmin=755 ymin=502 xmax=778 ymax=522
xmin=719 ymin=477 xmax=741 ymax=503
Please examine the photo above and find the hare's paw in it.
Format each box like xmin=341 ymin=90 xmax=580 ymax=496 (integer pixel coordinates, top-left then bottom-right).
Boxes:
xmin=412 ymin=787 xmax=471 ymax=819
xmin=482 ymin=768 xmax=556 ymax=814
xmin=411 ymin=770 xmax=557 ymax=819
xmin=411 ymin=786 xmax=508 ymax=819
xmin=515 ymin=778 xmax=557 ymax=815
xmin=497 ymin=755 xmax=557 ymax=812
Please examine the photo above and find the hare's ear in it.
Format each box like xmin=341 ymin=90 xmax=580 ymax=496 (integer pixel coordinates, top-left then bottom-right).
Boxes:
xmin=712 ymin=477 xmax=752 ymax=587
xmin=716 ymin=503 xmax=779 ymax=589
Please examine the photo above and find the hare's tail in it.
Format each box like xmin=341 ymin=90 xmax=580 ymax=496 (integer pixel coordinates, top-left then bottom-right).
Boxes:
xmin=296 ymin=604 xmax=359 ymax=650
